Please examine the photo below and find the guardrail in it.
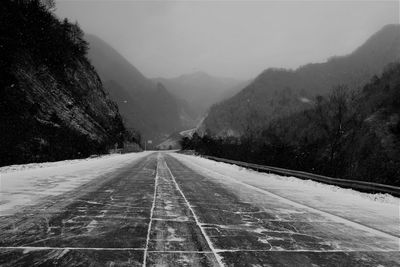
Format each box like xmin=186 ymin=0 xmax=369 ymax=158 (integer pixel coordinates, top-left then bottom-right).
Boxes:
xmin=202 ymin=155 xmax=400 ymax=198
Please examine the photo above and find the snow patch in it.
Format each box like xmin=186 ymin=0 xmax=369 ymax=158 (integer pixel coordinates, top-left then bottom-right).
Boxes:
xmin=0 ymin=151 xmax=153 ymax=216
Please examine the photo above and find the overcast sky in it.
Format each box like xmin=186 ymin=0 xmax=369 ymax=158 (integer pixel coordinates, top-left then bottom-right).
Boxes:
xmin=55 ymin=0 xmax=399 ymax=80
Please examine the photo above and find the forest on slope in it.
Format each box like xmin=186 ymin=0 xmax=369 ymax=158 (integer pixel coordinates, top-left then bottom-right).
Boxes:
xmin=182 ymin=63 xmax=400 ymax=186
xmin=202 ymin=25 xmax=400 ymax=137
xmin=0 ymin=0 xmax=134 ymax=166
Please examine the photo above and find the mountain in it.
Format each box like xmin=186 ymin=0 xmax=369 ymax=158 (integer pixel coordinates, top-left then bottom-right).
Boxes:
xmin=0 ymin=1 xmax=126 ymax=166
xmin=353 ymin=62 xmax=400 ymax=185
xmin=156 ymin=127 xmax=198 ymax=150
xmin=202 ymin=24 xmax=400 ymax=136
xmin=86 ymin=34 xmax=191 ymax=144
xmin=85 ymin=35 xmax=153 ymax=94
xmin=154 ymin=72 xmax=249 ymax=119
xmin=156 ymin=131 xmax=183 ymax=150
xmin=183 ymin=62 xmax=400 ymax=186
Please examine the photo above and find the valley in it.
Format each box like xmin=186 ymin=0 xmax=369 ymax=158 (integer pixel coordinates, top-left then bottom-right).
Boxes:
xmin=1 ymin=1 xmax=399 ymax=266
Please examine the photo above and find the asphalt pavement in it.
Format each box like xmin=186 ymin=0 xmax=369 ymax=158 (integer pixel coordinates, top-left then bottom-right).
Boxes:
xmin=0 ymin=152 xmax=398 ymax=266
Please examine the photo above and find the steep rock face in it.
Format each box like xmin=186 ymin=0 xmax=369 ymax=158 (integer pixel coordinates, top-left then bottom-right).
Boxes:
xmin=203 ymin=24 xmax=400 ymax=136
xmin=1 ymin=58 xmax=125 ymax=166
xmin=0 ymin=1 xmax=125 ymax=166
xmin=86 ymin=34 xmax=186 ymax=144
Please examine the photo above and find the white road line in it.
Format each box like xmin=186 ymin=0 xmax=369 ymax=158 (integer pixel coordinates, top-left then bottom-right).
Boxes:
xmin=174 ymin=154 xmax=400 ymax=244
xmin=139 ymin=249 xmax=400 ymax=253
xmin=1 ymin=247 xmax=398 ymax=253
xmin=163 ymin=157 xmax=225 ymax=267
xmin=0 ymin=247 xmax=144 ymax=251
xmin=142 ymin=153 xmax=160 ymax=267
xmin=151 ymin=218 xmax=190 ymax=222
xmin=77 ymin=200 xmax=147 ymax=209
xmin=215 ymin=249 xmax=400 ymax=253
xmin=145 ymin=250 xmax=215 ymax=253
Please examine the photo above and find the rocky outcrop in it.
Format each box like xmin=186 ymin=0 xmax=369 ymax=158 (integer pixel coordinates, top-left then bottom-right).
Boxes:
xmin=0 ymin=0 xmax=126 ymax=165
xmin=0 ymin=56 xmax=125 ymax=166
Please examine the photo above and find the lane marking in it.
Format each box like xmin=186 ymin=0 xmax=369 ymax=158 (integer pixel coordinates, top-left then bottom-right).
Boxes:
xmin=215 ymin=249 xmax=400 ymax=253
xmin=145 ymin=250 xmax=214 ymax=253
xmin=142 ymin=153 xmax=160 ymax=267
xmin=143 ymin=249 xmax=400 ymax=253
xmin=76 ymin=200 xmax=148 ymax=209
xmin=151 ymin=218 xmax=191 ymax=222
xmin=169 ymin=154 xmax=400 ymax=246
xmin=0 ymin=247 xmax=144 ymax=251
xmin=1 ymin=247 xmax=398 ymax=253
xmin=163 ymin=156 xmax=225 ymax=267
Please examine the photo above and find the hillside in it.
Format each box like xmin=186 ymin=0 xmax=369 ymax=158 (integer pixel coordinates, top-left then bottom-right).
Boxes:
xmin=86 ymin=34 xmax=195 ymax=144
xmin=203 ymin=24 xmax=400 ymax=136
xmin=154 ymin=72 xmax=249 ymax=118
xmin=0 ymin=0 xmax=127 ymax=166
xmin=183 ymin=62 xmax=400 ymax=186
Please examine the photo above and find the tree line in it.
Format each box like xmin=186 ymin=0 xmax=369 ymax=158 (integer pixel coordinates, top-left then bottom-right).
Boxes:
xmin=1 ymin=0 xmax=89 ymax=86
xmin=181 ymin=63 xmax=400 ymax=186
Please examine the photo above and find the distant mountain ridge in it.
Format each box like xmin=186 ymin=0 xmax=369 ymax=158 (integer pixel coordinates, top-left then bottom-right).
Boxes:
xmin=86 ymin=34 xmax=195 ymax=144
xmin=154 ymin=72 xmax=250 ymax=118
xmin=86 ymin=35 xmax=153 ymax=93
xmin=203 ymin=24 xmax=400 ymax=136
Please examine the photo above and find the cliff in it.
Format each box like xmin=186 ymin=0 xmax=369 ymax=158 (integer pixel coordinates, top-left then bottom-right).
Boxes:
xmin=0 ymin=0 xmax=126 ymax=165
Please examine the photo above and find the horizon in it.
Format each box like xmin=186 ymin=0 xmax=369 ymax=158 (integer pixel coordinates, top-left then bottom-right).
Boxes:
xmin=55 ymin=0 xmax=399 ymax=80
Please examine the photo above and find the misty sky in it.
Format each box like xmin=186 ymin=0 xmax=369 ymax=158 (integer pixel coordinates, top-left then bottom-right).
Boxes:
xmin=55 ymin=1 xmax=399 ymax=80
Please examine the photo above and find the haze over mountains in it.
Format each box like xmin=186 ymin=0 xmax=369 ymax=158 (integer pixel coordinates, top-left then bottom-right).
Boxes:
xmin=86 ymin=34 xmax=249 ymax=144
xmin=4 ymin=0 xmax=400 ymax=188
xmin=181 ymin=24 xmax=400 ymax=186
xmin=85 ymin=24 xmax=400 ymax=146
xmin=202 ymin=24 xmax=400 ymax=136
xmin=154 ymin=72 xmax=249 ymax=117
xmin=86 ymin=34 xmax=195 ymax=144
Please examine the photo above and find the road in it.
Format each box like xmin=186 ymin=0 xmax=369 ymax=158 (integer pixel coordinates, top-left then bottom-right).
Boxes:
xmin=0 ymin=152 xmax=399 ymax=266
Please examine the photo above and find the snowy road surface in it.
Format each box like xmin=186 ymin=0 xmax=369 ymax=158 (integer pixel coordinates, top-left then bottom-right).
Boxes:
xmin=0 ymin=152 xmax=399 ymax=266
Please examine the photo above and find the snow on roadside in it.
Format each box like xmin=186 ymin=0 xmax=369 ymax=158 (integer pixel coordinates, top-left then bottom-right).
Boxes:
xmin=0 ymin=152 xmax=153 ymax=216
xmin=170 ymin=153 xmax=400 ymax=236
xmin=238 ymin=168 xmax=398 ymax=205
xmin=0 ymin=155 xmax=115 ymax=174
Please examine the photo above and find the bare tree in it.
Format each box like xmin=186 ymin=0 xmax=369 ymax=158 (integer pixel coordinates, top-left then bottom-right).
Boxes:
xmin=314 ymin=85 xmax=355 ymax=175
